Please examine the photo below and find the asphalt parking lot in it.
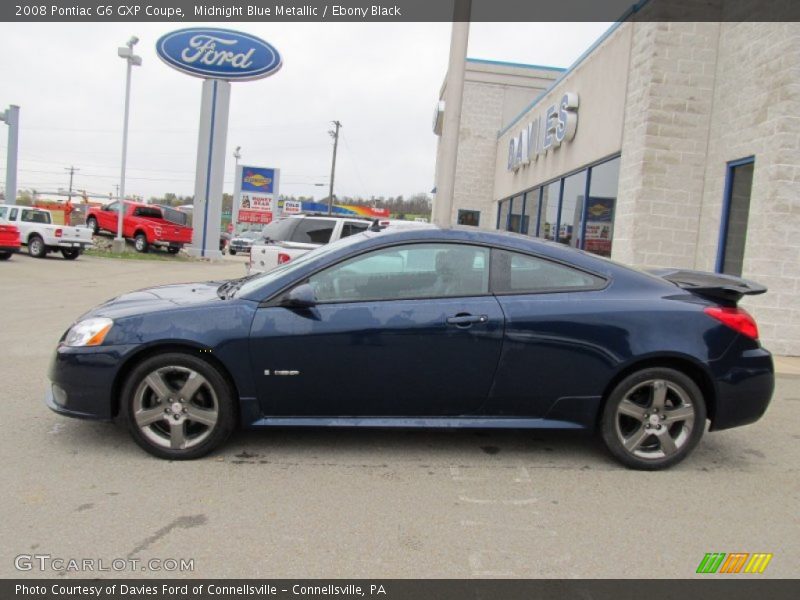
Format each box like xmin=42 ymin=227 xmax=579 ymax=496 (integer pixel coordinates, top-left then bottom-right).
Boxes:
xmin=0 ymin=251 xmax=798 ymax=579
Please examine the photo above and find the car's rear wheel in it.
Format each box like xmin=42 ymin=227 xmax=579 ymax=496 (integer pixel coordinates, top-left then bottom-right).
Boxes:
xmin=28 ymin=235 xmax=46 ymax=258
xmin=61 ymin=248 xmax=81 ymax=260
xmin=86 ymin=216 xmax=99 ymax=235
xmin=0 ymin=252 xmax=11 ymax=261
xmin=134 ymin=233 xmax=148 ymax=253
xmin=229 ymin=249 xmax=236 ymax=255
xmin=121 ymin=353 xmax=236 ymax=459
xmin=167 ymin=246 xmax=180 ymax=255
xmin=601 ymin=367 xmax=705 ymax=470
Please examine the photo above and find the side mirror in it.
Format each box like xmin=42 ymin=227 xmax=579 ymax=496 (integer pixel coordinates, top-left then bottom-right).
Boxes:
xmin=281 ymin=283 xmax=317 ymax=308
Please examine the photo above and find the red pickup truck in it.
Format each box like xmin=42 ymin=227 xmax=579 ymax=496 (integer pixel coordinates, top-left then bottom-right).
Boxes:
xmin=0 ymin=221 xmax=21 ymax=260
xmin=86 ymin=201 xmax=193 ymax=253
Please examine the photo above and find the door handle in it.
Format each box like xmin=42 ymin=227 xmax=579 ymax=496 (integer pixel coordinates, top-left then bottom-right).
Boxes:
xmin=446 ymin=313 xmax=489 ymax=327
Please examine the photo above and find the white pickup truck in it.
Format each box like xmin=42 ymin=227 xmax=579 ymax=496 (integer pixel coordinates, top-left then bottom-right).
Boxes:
xmin=248 ymin=215 xmax=434 ymax=274
xmin=0 ymin=205 xmax=93 ymax=259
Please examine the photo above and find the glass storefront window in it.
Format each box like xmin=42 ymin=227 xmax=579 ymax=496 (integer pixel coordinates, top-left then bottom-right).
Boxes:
xmin=497 ymin=200 xmax=510 ymax=230
xmin=585 ymin=157 xmax=620 ymax=257
xmin=718 ymin=158 xmax=754 ymax=276
xmin=508 ymin=195 xmax=524 ymax=233
xmin=558 ymin=171 xmax=587 ymax=247
xmin=457 ymin=209 xmax=480 ymax=227
xmin=523 ymin=188 xmax=541 ymax=236
xmin=540 ymin=181 xmax=561 ymax=241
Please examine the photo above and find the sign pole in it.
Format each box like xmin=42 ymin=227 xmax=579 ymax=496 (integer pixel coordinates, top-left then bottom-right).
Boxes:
xmin=187 ymin=79 xmax=230 ymax=259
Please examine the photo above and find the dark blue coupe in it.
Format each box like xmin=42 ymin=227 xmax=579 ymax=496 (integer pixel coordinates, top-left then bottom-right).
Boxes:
xmin=46 ymin=227 xmax=774 ymax=469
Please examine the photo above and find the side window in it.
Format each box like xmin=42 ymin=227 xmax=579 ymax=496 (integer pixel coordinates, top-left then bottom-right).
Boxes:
xmin=291 ymin=219 xmax=335 ymax=244
xmin=9 ymin=208 xmax=19 ymax=221
xmin=0 ymin=207 xmax=7 ymax=220
xmin=491 ymin=249 xmax=604 ymax=293
xmin=341 ymin=221 xmax=369 ymax=238
xmin=307 ymin=243 xmax=490 ymax=303
xmin=22 ymin=210 xmax=49 ymax=224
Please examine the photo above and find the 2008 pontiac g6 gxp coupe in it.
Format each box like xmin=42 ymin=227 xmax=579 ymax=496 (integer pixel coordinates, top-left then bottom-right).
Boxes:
xmin=46 ymin=227 xmax=774 ymax=469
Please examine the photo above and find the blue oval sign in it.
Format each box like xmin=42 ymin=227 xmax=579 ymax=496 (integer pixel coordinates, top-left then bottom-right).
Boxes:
xmin=156 ymin=28 xmax=282 ymax=81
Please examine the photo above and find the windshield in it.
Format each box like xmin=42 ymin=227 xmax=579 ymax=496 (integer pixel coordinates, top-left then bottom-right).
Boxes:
xmin=238 ymin=230 xmax=263 ymax=240
xmin=234 ymin=232 xmax=369 ymax=298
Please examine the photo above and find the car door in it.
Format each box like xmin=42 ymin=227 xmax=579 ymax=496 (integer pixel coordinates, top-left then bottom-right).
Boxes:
xmin=249 ymin=242 xmax=505 ymax=417
xmin=486 ymin=248 xmax=610 ymax=419
xmin=97 ymin=201 xmax=120 ymax=232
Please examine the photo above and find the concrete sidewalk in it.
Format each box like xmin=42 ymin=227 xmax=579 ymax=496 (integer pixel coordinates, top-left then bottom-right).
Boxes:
xmin=774 ymin=356 xmax=800 ymax=376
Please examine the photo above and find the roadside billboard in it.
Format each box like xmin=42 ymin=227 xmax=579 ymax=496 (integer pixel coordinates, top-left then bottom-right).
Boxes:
xmin=234 ymin=165 xmax=280 ymax=224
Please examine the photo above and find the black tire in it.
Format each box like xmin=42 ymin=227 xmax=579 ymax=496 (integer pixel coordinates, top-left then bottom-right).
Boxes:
xmin=228 ymin=249 xmax=236 ymax=255
xmin=600 ymin=367 xmax=706 ymax=470
xmin=86 ymin=216 xmax=99 ymax=235
xmin=61 ymin=248 xmax=81 ymax=260
xmin=28 ymin=235 xmax=46 ymax=258
xmin=134 ymin=233 xmax=148 ymax=253
xmin=121 ymin=352 xmax=236 ymax=460
xmin=167 ymin=246 xmax=180 ymax=255
xmin=0 ymin=252 xmax=11 ymax=261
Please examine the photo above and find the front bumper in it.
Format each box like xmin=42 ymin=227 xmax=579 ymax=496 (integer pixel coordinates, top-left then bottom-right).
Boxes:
xmin=709 ymin=344 xmax=774 ymax=431
xmin=45 ymin=344 xmax=138 ymax=421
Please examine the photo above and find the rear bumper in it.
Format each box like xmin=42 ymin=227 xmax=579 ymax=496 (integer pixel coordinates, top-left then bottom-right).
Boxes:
xmin=709 ymin=344 xmax=774 ymax=431
xmin=52 ymin=240 xmax=92 ymax=249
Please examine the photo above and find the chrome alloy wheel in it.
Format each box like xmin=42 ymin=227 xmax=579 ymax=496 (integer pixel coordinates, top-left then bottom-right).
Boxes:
xmin=132 ymin=366 xmax=219 ymax=450
xmin=614 ymin=379 xmax=696 ymax=460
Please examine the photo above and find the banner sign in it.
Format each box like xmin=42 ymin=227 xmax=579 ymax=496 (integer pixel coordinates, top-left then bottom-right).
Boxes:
xmin=234 ymin=165 xmax=280 ymax=224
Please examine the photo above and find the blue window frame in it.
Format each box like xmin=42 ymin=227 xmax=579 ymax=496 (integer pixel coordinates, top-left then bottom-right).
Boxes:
xmin=716 ymin=156 xmax=755 ymax=276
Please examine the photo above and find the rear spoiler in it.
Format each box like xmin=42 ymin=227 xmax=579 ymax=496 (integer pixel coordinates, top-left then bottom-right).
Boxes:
xmin=648 ymin=268 xmax=767 ymax=304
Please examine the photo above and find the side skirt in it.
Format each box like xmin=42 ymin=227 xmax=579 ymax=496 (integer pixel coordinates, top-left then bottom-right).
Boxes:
xmin=246 ymin=417 xmax=589 ymax=430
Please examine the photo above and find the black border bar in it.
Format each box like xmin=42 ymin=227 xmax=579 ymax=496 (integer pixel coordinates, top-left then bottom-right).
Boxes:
xmin=3 ymin=579 xmax=800 ymax=600
xmin=4 ymin=0 xmax=800 ymax=22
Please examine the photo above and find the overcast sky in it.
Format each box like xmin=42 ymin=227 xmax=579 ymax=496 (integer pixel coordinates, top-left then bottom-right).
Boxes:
xmin=0 ymin=21 xmax=611 ymax=202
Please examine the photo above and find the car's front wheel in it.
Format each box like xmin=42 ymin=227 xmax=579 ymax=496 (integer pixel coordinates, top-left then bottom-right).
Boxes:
xmin=121 ymin=353 xmax=236 ymax=459
xmin=600 ymin=367 xmax=706 ymax=470
xmin=86 ymin=216 xmax=99 ymax=235
xmin=0 ymin=252 xmax=11 ymax=261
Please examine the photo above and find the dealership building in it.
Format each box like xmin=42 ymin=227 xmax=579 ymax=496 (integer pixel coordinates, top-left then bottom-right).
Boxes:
xmin=433 ymin=21 xmax=800 ymax=355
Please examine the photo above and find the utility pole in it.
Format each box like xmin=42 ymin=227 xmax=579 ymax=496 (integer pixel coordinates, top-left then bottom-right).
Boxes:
xmin=327 ymin=120 xmax=341 ymax=215
xmin=65 ymin=166 xmax=79 ymax=202
xmin=0 ymin=105 xmax=20 ymax=205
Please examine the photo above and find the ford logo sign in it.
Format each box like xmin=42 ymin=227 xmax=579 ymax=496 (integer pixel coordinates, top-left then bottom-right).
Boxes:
xmin=156 ymin=28 xmax=282 ymax=81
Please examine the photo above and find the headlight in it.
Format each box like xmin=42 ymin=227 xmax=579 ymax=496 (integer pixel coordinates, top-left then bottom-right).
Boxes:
xmin=63 ymin=317 xmax=113 ymax=347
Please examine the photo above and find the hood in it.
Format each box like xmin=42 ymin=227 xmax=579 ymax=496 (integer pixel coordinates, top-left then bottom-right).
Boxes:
xmin=83 ymin=281 xmax=225 ymax=320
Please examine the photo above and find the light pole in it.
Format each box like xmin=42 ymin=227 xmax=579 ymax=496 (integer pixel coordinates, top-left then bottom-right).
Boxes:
xmin=0 ymin=105 xmax=20 ymax=205
xmin=113 ymin=36 xmax=141 ymax=253
xmin=327 ymin=121 xmax=341 ymax=215
xmin=231 ymin=146 xmax=241 ymax=232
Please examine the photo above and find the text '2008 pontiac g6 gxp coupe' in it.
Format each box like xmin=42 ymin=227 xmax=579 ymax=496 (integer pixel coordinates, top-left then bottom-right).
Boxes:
xmin=46 ymin=227 xmax=773 ymax=469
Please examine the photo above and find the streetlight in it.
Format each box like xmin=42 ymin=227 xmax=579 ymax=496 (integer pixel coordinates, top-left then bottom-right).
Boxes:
xmin=231 ymin=146 xmax=242 ymax=233
xmin=113 ymin=36 xmax=141 ymax=253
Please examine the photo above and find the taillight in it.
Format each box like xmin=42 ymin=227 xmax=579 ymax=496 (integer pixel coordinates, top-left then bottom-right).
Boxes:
xmin=704 ymin=306 xmax=759 ymax=340
xmin=277 ymin=253 xmax=291 ymax=265
xmin=55 ymin=229 xmax=63 ymax=238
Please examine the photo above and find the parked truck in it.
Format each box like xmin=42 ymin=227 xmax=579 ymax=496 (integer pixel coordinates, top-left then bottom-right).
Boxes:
xmin=0 ymin=204 xmax=92 ymax=259
xmin=85 ymin=201 xmax=193 ymax=253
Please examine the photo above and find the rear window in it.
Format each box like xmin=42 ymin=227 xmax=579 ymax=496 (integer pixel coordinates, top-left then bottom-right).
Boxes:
xmin=290 ymin=218 xmax=335 ymax=244
xmin=159 ymin=205 xmax=188 ymax=226
xmin=259 ymin=218 xmax=297 ymax=242
xmin=342 ymin=221 xmax=369 ymax=238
